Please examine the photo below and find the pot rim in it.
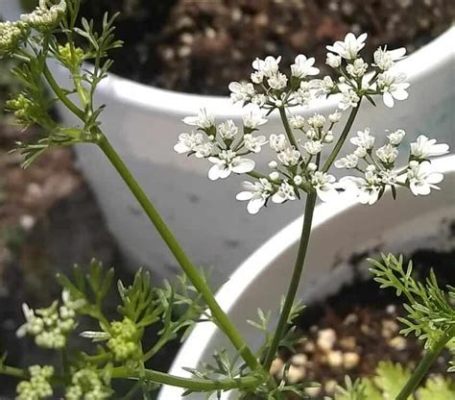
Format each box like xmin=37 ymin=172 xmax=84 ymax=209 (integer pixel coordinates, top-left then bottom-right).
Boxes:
xmin=162 ymin=154 xmax=455 ymax=398
xmin=105 ymin=27 xmax=455 ymax=116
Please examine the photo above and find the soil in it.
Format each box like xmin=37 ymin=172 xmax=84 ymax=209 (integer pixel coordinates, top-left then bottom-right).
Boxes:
xmin=274 ymin=247 xmax=455 ymax=398
xmin=77 ymin=0 xmax=455 ymax=95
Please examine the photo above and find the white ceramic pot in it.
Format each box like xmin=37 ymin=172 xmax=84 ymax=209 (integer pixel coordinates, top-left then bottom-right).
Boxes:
xmin=2 ymin=1 xmax=455 ymax=282
xmin=159 ymin=155 xmax=455 ymax=399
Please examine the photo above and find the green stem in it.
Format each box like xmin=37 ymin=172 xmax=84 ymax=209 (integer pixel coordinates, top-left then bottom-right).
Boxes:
xmin=278 ymin=107 xmax=299 ymax=149
xmin=43 ymin=63 xmax=85 ymax=121
xmin=395 ymin=327 xmax=455 ymax=400
xmin=247 ymin=170 xmax=269 ymax=180
xmin=112 ymin=367 xmax=261 ymax=392
xmin=97 ymin=135 xmax=261 ymax=372
xmin=321 ymin=102 xmax=361 ymax=173
xmin=0 ymin=364 xmax=26 ymax=379
xmin=263 ymin=191 xmax=317 ymax=369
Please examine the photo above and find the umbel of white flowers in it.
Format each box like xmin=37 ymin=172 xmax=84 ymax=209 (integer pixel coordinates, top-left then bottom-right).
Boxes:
xmin=173 ymin=33 xmax=448 ymax=214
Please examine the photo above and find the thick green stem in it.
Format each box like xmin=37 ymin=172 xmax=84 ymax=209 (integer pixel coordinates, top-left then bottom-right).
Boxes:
xmin=279 ymin=107 xmax=299 ymax=149
xmin=395 ymin=327 xmax=455 ymax=400
xmin=321 ymin=102 xmax=361 ymax=173
xmin=43 ymin=63 xmax=85 ymax=121
xmin=112 ymin=367 xmax=261 ymax=392
xmin=263 ymin=191 xmax=317 ymax=369
xmin=97 ymin=135 xmax=261 ymax=372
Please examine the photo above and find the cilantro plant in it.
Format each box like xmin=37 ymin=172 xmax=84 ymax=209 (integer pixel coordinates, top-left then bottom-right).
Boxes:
xmin=0 ymin=1 xmax=453 ymax=399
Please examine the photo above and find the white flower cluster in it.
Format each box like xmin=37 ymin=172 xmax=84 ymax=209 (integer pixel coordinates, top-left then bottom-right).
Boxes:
xmin=66 ymin=368 xmax=112 ymax=400
xmin=175 ymin=106 xmax=266 ymax=181
xmin=0 ymin=21 xmax=28 ymax=57
xmin=21 ymin=0 xmax=67 ymax=30
xmin=17 ymin=290 xmax=85 ymax=349
xmin=326 ymin=33 xmax=409 ymax=109
xmin=174 ymin=32 xmax=447 ymax=214
xmin=16 ymin=365 xmax=54 ymax=400
xmin=337 ymin=131 xmax=449 ymax=204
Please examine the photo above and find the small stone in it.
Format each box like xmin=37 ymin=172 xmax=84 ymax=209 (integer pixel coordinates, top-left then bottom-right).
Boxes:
xmin=305 ymin=386 xmax=321 ymax=397
xmin=178 ymin=46 xmax=192 ymax=58
xmin=269 ymin=358 xmax=284 ymax=378
xmin=291 ymin=353 xmax=308 ymax=367
xmin=287 ymin=364 xmax=306 ymax=383
xmin=180 ymin=33 xmax=194 ymax=45
xmin=317 ymin=328 xmax=337 ymax=352
xmin=327 ymin=350 xmax=343 ymax=368
xmin=340 ymin=336 xmax=356 ymax=350
xmin=343 ymin=352 xmax=360 ymax=370
xmin=360 ymin=324 xmax=372 ymax=335
xmin=389 ymin=336 xmax=407 ymax=351
xmin=343 ymin=313 xmax=358 ymax=325
xmin=386 ymin=304 xmax=397 ymax=315
xmin=20 ymin=214 xmax=36 ymax=231
xmin=325 ymin=379 xmax=338 ymax=395
xmin=381 ymin=319 xmax=399 ymax=339
xmin=303 ymin=340 xmax=316 ymax=353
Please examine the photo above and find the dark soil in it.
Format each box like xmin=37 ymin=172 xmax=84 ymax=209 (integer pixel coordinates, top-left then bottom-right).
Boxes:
xmin=278 ymin=248 xmax=455 ymax=398
xmin=78 ymin=0 xmax=455 ymax=95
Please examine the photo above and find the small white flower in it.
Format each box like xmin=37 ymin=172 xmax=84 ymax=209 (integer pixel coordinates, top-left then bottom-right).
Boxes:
xmin=376 ymin=144 xmax=398 ymax=164
xmin=269 ymin=171 xmax=280 ymax=181
xmin=346 ymin=58 xmax=368 ymax=78
xmin=338 ymin=85 xmax=360 ymax=110
xmin=289 ymin=115 xmax=306 ymax=129
xmin=242 ymin=104 xmax=268 ymax=129
xmin=228 ymin=81 xmax=256 ymax=103
xmin=208 ymin=150 xmax=255 ymax=180
xmin=341 ymin=168 xmax=381 ymax=205
xmin=0 ymin=21 xmax=27 ymax=56
xmin=380 ymin=169 xmax=399 ymax=186
xmin=174 ymin=132 xmax=205 ymax=154
xmin=251 ymin=71 xmax=264 ymax=84
xmin=307 ymin=114 xmax=326 ymax=129
xmin=326 ymin=53 xmax=342 ymax=68
xmin=350 ymin=128 xmax=375 ymax=150
xmin=314 ymin=76 xmax=335 ymax=96
xmin=334 ymin=154 xmax=359 ymax=169
xmin=244 ymin=134 xmax=267 ymax=153
xmin=252 ymin=56 xmax=281 ymax=78
xmin=252 ymin=94 xmax=267 ymax=106
xmin=277 ymin=147 xmax=301 ymax=166
xmin=410 ymin=135 xmax=450 ymax=160
xmin=194 ymin=142 xmax=215 ymax=158
xmin=217 ymin=120 xmax=239 ymax=140
xmin=377 ymin=72 xmax=410 ymax=108
xmin=311 ymin=172 xmax=338 ymax=202
xmin=183 ymin=108 xmax=215 ymax=129
xmin=236 ymin=178 xmax=273 ymax=214
xmin=293 ymin=175 xmax=303 ymax=186
xmin=404 ymin=160 xmax=444 ymax=196
xmin=291 ymin=54 xmax=319 ymax=78
xmin=373 ymin=47 xmax=406 ymax=71
xmin=272 ymin=181 xmax=296 ymax=204
xmin=324 ymin=131 xmax=334 ymax=143
xmin=354 ymin=146 xmax=367 ymax=158
xmin=327 ymin=32 xmax=367 ymax=60
xmin=388 ymin=129 xmax=406 ymax=145
xmin=303 ymin=140 xmax=323 ymax=155
xmin=329 ymin=111 xmax=342 ymax=123
xmin=267 ymin=73 xmax=288 ymax=90
xmin=269 ymin=134 xmax=288 ymax=152
xmin=305 ymin=127 xmax=318 ymax=140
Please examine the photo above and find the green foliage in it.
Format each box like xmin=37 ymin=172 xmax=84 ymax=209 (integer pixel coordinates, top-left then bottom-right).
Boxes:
xmin=369 ymin=254 xmax=455 ymax=351
xmin=2 ymin=0 xmax=122 ymax=167
xmin=336 ymin=361 xmax=455 ymax=400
